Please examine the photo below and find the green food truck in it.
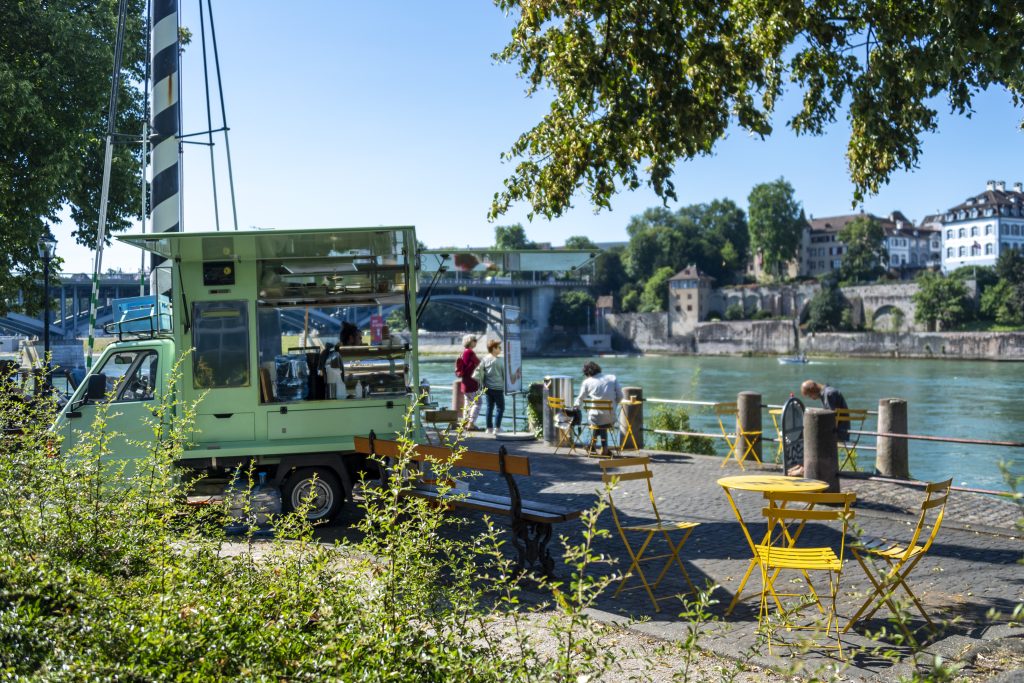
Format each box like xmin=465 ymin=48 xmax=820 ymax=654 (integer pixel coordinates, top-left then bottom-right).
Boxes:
xmin=54 ymin=227 xmax=421 ymax=523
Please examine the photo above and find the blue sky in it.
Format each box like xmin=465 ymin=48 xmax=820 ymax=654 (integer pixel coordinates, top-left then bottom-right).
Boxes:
xmin=55 ymin=1 xmax=1024 ymax=272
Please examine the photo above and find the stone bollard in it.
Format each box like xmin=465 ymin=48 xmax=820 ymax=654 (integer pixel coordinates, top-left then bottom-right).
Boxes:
xmin=620 ymin=386 xmax=644 ymax=450
xmin=804 ymin=408 xmax=840 ymax=492
xmin=736 ymin=391 xmax=763 ymax=464
xmin=876 ymin=398 xmax=910 ymax=479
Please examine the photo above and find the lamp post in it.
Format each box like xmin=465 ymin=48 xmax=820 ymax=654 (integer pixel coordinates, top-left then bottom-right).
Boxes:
xmin=38 ymin=231 xmax=57 ymax=393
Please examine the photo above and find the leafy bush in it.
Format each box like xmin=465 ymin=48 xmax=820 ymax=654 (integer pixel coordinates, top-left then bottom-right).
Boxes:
xmin=724 ymin=303 xmax=745 ymax=320
xmin=751 ymin=309 xmax=773 ymax=320
xmin=0 ymin=360 xmax=625 ymax=681
xmin=648 ymin=405 xmax=716 ymax=455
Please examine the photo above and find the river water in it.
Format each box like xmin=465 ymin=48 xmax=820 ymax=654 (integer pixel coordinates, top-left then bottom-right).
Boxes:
xmin=421 ymin=354 xmax=1024 ymax=492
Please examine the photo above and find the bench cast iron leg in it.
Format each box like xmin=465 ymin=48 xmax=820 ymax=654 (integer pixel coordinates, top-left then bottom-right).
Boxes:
xmin=512 ymin=519 xmax=555 ymax=577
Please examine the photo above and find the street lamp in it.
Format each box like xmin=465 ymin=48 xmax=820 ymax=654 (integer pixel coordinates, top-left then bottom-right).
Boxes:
xmin=37 ymin=231 xmax=57 ymax=393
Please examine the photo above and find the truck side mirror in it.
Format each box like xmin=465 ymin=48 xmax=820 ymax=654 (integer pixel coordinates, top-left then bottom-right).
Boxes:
xmin=85 ymin=374 xmax=107 ymax=401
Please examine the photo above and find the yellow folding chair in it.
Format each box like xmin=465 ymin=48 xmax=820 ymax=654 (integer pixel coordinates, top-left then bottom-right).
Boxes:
xmin=619 ymin=398 xmax=642 ymax=451
xmin=835 ymin=408 xmax=869 ymax=471
xmin=756 ymin=491 xmax=856 ymax=659
xmin=600 ymin=456 xmax=700 ymax=611
xmin=714 ymin=402 xmax=761 ymax=469
xmin=844 ymin=479 xmax=952 ymax=639
xmin=581 ymin=398 xmax=617 ymax=456
xmin=768 ymin=408 xmax=784 ymax=463
xmin=547 ymin=396 xmax=578 ymax=455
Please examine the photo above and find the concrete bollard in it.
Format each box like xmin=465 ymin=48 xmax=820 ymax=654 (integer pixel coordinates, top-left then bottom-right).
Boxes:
xmin=620 ymin=386 xmax=644 ymax=450
xmin=876 ymin=398 xmax=910 ymax=479
xmin=804 ymin=408 xmax=840 ymax=492
xmin=736 ymin=391 xmax=763 ymax=464
xmin=542 ymin=381 xmax=554 ymax=445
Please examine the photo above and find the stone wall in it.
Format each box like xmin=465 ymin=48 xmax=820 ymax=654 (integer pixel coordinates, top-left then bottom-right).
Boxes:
xmin=802 ymin=331 xmax=1024 ymax=360
xmin=694 ymin=320 xmax=797 ymax=355
xmin=605 ymin=312 xmax=695 ymax=353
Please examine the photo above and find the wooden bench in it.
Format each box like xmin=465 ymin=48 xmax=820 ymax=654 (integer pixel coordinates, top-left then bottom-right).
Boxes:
xmin=354 ymin=432 xmax=583 ymax=576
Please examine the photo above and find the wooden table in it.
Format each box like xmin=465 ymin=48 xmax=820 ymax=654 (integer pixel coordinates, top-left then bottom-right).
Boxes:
xmin=718 ymin=474 xmax=829 ymax=614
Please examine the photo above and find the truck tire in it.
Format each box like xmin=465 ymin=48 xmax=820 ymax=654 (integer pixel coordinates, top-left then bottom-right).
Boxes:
xmin=282 ymin=467 xmax=344 ymax=524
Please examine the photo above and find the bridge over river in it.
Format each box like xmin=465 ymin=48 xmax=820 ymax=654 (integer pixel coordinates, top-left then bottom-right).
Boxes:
xmin=0 ymin=272 xmax=586 ymax=351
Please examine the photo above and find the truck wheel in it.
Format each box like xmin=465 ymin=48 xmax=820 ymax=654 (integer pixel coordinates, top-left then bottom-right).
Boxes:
xmin=282 ymin=467 xmax=344 ymax=523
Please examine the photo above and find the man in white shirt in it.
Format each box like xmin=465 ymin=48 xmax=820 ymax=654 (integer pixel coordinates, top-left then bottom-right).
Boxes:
xmin=576 ymin=360 xmax=623 ymax=455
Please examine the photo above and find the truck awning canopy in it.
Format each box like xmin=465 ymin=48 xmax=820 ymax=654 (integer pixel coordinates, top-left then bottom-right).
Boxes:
xmin=119 ymin=227 xmax=414 ymax=261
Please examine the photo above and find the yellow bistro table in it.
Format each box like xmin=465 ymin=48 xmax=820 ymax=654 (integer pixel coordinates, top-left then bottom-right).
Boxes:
xmin=718 ymin=474 xmax=830 ymax=614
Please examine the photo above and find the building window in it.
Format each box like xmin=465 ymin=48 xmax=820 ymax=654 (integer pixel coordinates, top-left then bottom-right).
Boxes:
xmin=970 ymin=226 xmax=979 ymax=237
xmin=686 ymin=305 xmax=692 ymax=312
xmin=985 ymin=224 xmax=993 ymax=235
xmin=946 ymin=229 xmax=953 ymax=239
xmin=890 ymin=255 xmax=899 ymax=265
xmin=959 ymin=246 xmax=966 ymax=257
xmin=959 ymin=228 xmax=966 ymax=238
xmin=971 ymin=244 xmax=981 ymax=256
xmin=946 ymin=247 xmax=953 ymax=257
xmin=985 ymin=243 xmax=994 ymax=255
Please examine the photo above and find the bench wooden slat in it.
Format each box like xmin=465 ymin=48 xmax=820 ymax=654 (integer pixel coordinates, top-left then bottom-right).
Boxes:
xmin=353 ymin=436 xmax=531 ymax=476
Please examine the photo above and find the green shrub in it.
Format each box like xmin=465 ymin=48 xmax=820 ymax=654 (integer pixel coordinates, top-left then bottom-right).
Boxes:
xmin=724 ymin=303 xmax=744 ymax=320
xmin=0 ymin=359 xmax=622 ymax=681
xmin=647 ymin=405 xmax=716 ymax=455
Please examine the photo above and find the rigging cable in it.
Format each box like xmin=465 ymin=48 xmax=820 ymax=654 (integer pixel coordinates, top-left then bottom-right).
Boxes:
xmin=86 ymin=0 xmax=132 ymax=368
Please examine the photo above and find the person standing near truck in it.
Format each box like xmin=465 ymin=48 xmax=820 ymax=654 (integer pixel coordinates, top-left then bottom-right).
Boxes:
xmin=455 ymin=334 xmax=481 ymax=431
xmin=477 ymin=338 xmax=505 ymax=434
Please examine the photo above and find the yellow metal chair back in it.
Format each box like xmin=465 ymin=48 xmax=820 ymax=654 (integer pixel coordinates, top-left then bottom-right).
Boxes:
xmin=844 ymin=478 xmax=952 ymax=638
xmin=756 ymin=491 xmax=856 ymax=658
xmin=834 ymin=408 xmax=869 ymax=471
xmin=619 ymin=398 xmax=642 ymax=451
xmin=600 ymin=456 xmax=700 ymax=611
xmin=546 ymin=396 xmax=578 ymax=455
xmin=581 ymin=398 xmax=616 ymax=455
xmin=768 ymin=407 xmax=784 ymax=463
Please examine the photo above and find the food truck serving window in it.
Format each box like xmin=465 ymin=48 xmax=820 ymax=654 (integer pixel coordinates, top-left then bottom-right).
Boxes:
xmin=192 ymin=301 xmax=250 ymax=389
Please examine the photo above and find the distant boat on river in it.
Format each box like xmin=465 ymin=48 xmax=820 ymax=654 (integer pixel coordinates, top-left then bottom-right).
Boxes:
xmin=777 ymin=353 xmax=808 ymax=365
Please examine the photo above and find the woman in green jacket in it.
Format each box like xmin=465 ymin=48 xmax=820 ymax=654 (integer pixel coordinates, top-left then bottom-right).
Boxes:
xmin=477 ymin=339 xmax=506 ymax=434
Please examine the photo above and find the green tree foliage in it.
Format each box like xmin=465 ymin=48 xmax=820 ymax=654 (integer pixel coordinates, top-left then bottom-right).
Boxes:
xmin=980 ymin=250 xmax=1024 ymax=325
xmin=622 ymin=200 xmax=748 ymax=284
xmin=549 ymin=289 xmax=595 ymax=328
xmin=912 ymin=271 xmax=972 ymax=330
xmin=620 ymin=288 xmax=640 ymax=313
xmin=724 ymin=303 xmax=745 ymax=321
xmin=638 ymin=266 xmax=675 ymax=313
xmin=0 ymin=0 xmax=147 ymax=313
xmin=838 ymin=215 xmax=886 ymax=283
xmin=805 ymin=279 xmax=847 ymax=331
xmin=747 ymin=179 xmax=805 ymax=281
xmin=490 ymin=1 xmax=1024 ymax=220
xmin=494 ymin=223 xmax=535 ymax=249
xmin=564 ymin=235 xmax=598 ymax=249
xmin=591 ymin=249 xmax=628 ymax=297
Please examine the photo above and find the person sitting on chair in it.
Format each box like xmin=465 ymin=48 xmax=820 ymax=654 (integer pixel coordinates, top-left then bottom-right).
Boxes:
xmin=800 ymin=379 xmax=850 ymax=442
xmin=576 ymin=361 xmax=623 ymax=455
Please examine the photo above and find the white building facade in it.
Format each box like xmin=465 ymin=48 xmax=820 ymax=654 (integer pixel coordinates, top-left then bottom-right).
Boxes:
xmin=940 ymin=180 xmax=1024 ymax=272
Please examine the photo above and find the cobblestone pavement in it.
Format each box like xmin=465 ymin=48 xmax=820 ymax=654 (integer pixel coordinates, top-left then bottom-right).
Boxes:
xmin=385 ymin=435 xmax=1024 ymax=681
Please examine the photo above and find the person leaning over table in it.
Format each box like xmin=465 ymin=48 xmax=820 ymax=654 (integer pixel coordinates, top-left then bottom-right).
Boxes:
xmin=455 ymin=334 xmax=481 ymax=431
xmin=800 ymin=379 xmax=850 ymax=442
xmin=476 ymin=338 xmax=505 ymax=435
xmin=575 ymin=360 xmax=623 ymax=456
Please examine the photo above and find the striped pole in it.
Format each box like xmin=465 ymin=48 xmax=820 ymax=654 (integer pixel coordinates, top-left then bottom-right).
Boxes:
xmin=150 ymin=0 xmax=181 ymax=294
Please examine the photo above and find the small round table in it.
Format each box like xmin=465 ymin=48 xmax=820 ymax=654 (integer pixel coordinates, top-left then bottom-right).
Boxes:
xmin=718 ymin=474 xmax=829 ymax=614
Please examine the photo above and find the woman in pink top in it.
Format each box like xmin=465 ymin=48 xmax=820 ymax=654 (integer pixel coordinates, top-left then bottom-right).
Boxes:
xmin=455 ymin=334 xmax=481 ymax=430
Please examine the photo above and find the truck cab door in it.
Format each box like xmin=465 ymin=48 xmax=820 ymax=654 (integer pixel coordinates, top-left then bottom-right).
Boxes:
xmin=63 ymin=348 xmax=161 ymax=474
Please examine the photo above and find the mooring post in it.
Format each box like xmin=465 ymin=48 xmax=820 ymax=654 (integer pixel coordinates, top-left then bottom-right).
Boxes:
xmin=737 ymin=391 xmax=763 ymax=463
xmin=876 ymin=398 xmax=910 ymax=479
xmin=541 ymin=380 xmax=554 ymax=445
xmin=804 ymin=408 xmax=840 ymax=492
xmin=620 ymin=386 xmax=644 ymax=450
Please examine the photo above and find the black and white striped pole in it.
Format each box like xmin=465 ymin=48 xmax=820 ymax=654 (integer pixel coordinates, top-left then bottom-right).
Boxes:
xmin=149 ymin=0 xmax=181 ymax=294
